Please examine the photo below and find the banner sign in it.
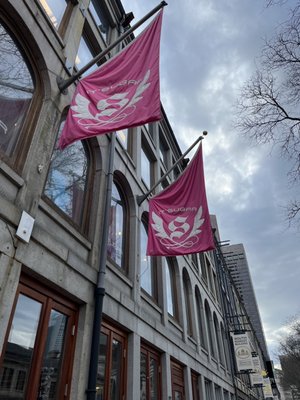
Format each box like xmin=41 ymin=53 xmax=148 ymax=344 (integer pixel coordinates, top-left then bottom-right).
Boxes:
xmin=250 ymin=354 xmax=264 ymax=385
xmin=263 ymin=377 xmax=273 ymax=398
xmin=232 ymin=333 xmax=253 ymax=371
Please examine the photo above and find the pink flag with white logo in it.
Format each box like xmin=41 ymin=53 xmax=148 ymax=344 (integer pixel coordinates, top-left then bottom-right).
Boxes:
xmin=58 ymin=10 xmax=163 ymax=149
xmin=147 ymin=143 xmax=215 ymax=256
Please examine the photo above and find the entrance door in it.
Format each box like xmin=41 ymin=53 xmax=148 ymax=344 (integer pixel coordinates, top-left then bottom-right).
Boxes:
xmin=171 ymin=360 xmax=185 ymax=400
xmin=0 ymin=276 xmax=78 ymax=399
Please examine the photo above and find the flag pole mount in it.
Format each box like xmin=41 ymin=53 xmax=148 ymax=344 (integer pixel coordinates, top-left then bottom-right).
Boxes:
xmin=57 ymin=1 xmax=167 ymax=94
xmin=136 ymin=131 xmax=208 ymax=206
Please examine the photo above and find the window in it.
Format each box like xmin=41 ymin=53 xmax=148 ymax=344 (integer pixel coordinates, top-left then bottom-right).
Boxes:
xmin=0 ymin=275 xmax=78 ymax=399
xmin=89 ymin=0 xmax=110 ymax=42
xmin=141 ymin=145 xmax=153 ymax=189
xmin=204 ymin=380 xmax=213 ymax=400
xmin=44 ymin=119 xmax=92 ymax=230
xmin=182 ymin=269 xmax=193 ymax=337
xmin=75 ymin=33 xmax=98 ymax=76
xmin=140 ymin=343 xmax=161 ymax=400
xmin=191 ymin=371 xmax=200 ymax=400
xmin=140 ymin=214 xmax=157 ymax=299
xmin=195 ymin=287 xmax=207 ymax=350
xmin=204 ymin=301 xmax=216 ymax=358
xmin=107 ymin=180 xmax=128 ymax=270
xmin=165 ymin=258 xmax=178 ymax=319
xmin=0 ymin=20 xmax=35 ymax=164
xmin=96 ymin=320 xmax=127 ymax=400
xmin=213 ymin=314 xmax=224 ymax=364
xmin=38 ymin=0 xmax=74 ymax=36
xmin=171 ymin=359 xmax=185 ymax=400
xmin=159 ymin=130 xmax=169 ymax=168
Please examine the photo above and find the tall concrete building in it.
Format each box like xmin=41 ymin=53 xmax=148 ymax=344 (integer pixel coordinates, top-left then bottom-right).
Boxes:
xmin=222 ymin=244 xmax=270 ymax=361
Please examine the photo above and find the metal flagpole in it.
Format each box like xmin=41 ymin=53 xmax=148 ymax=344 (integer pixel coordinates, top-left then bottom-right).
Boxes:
xmin=57 ymin=1 xmax=168 ymax=94
xmin=85 ymin=4 xmax=167 ymax=398
xmin=136 ymin=131 xmax=208 ymax=206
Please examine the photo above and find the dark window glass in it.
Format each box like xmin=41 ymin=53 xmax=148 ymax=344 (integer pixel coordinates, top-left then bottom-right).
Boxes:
xmin=0 ymin=22 xmax=34 ymax=157
xmin=165 ymin=258 xmax=178 ymax=319
xmin=44 ymin=121 xmax=89 ymax=227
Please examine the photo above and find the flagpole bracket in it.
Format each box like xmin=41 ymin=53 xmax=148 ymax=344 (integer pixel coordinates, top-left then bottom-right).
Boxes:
xmin=136 ymin=194 xmax=147 ymax=206
xmin=56 ymin=76 xmax=69 ymax=94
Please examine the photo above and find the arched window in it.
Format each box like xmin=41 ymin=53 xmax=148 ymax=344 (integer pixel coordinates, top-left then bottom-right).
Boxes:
xmin=0 ymin=20 xmax=35 ymax=162
xmin=182 ymin=269 xmax=193 ymax=337
xmin=213 ymin=313 xmax=224 ymax=364
xmin=204 ymin=300 xmax=216 ymax=358
xmin=140 ymin=213 xmax=157 ymax=299
xmin=165 ymin=257 xmax=178 ymax=320
xmin=195 ymin=287 xmax=207 ymax=350
xmin=107 ymin=180 xmax=127 ymax=270
xmin=44 ymin=119 xmax=91 ymax=230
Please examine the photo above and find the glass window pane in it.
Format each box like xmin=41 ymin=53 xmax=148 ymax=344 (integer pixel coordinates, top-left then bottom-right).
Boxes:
xmin=107 ymin=183 xmax=125 ymax=268
xmin=150 ymin=357 xmax=158 ymax=400
xmin=89 ymin=0 xmax=109 ymax=42
xmin=0 ymin=22 xmax=34 ymax=157
xmin=141 ymin=148 xmax=151 ymax=188
xmin=110 ymin=339 xmax=122 ymax=400
xmin=44 ymin=125 xmax=88 ymax=226
xmin=37 ymin=310 xmax=68 ymax=400
xmin=165 ymin=260 xmax=175 ymax=316
xmin=96 ymin=333 xmax=108 ymax=400
xmin=0 ymin=294 xmax=42 ymax=399
xmin=38 ymin=0 xmax=67 ymax=29
xmin=76 ymin=36 xmax=98 ymax=76
xmin=116 ymin=129 xmax=128 ymax=148
xmin=140 ymin=222 xmax=153 ymax=296
xmin=140 ymin=353 xmax=147 ymax=399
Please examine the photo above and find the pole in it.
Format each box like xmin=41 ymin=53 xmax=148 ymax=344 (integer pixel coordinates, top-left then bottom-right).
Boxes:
xmin=136 ymin=131 xmax=207 ymax=206
xmin=86 ymin=133 xmax=115 ymax=400
xmin=57 ymin=1 xmax=168 ymax=93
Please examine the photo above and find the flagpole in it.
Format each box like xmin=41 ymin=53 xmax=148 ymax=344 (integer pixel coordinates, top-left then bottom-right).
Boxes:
xmin=57 ymin=1 xmax=167 ymax=93
xmin=136 ymin=131 xmax=207 ymax=206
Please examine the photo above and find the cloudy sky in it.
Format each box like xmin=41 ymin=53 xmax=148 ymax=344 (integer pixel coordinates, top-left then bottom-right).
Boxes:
xmin=121 ymin=0 xmax=300 ymax=365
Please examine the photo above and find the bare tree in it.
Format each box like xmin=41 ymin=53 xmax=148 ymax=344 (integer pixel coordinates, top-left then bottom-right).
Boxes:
xmin=278 ymin=319 xmax=300 ymax=393
xmin=236 ymin=3 xmax=300 ymax=226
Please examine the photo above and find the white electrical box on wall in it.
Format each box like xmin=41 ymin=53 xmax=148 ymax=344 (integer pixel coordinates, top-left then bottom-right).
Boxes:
xmin=16 ymin=211 xmax=35 ymax=243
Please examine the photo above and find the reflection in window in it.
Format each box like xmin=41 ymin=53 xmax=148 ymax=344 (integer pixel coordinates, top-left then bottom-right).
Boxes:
xmin=205 ymin=301 xmax=216 ymax=358
xmin=0 ymin=21 xmax=34 ymax=157
xmin=165 ymin=258 xmax=177 ymax=319
xmin=140 ymin=344 xmax=161 ymax=400
xmin=38 ymin=310 xmax=68 ymax=399
xmin=140 ymin=217 xmax=156 ymax=298
xmin=96 ymin=322 xmax=127 ymax=400
xmin=0 ymin=294 xmax=42 ymax=398
xmin=116 ymin=129 xmax=128 ymax=148
xmin=76 ymin=34 xmax=98 ymax=76
xmin=107 ymin=181 xmax=126 ymax=269
xmin=38 ymin=0 xmax=68 ymax=29
xmin=44 ymin=121 xmax=89 ymax=227
xmin=141 ymin=147 xmax=152 ymax=188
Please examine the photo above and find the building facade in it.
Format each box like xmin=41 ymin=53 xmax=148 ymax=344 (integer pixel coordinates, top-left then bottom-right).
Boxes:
xmin=0 ymin=1 xmax=272 ymax=399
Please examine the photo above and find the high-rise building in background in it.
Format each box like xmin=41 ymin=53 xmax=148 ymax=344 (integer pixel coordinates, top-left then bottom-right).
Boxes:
xmin=222 ymin=243 xmax=270 ymax=361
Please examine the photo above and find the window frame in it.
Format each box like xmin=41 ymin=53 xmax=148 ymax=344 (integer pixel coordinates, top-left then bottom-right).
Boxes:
xmin=0 ymin=274 xmax=78 ymax=400
xmin=140 ymin=342 xmax=162 ymax=400
xmin=0 ymin=15 xmax=42 ymax=172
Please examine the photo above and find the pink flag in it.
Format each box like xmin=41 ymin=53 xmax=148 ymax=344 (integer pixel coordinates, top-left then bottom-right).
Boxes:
xmin=58 ymin=10 xmax=163 ymax=149
xmin=147 ymin=143 xmax=215 ymax=256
